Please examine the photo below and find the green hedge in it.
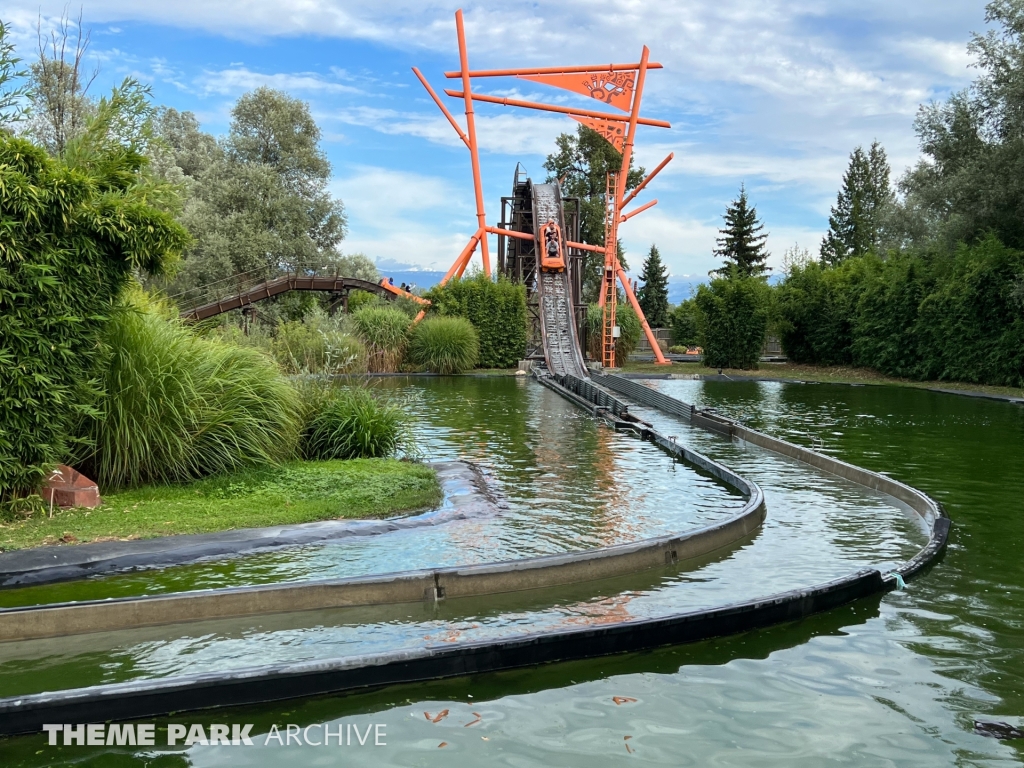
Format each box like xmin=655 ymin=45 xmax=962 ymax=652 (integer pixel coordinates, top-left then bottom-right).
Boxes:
xmin=695 ymin=276 xmax=771 ymax=370
xmin=669 ymin=299 xmax=700 ymax=347
xmin=423 ymin=274 xmax=527 ymax=368
xmin=775 ymin=238 xmax=1024 ymax=386
xmin=0 ymin=137 xmax=187 ymax=508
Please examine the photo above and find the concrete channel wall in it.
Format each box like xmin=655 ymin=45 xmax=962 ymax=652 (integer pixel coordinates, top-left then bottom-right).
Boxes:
xmin=0 ymin=372 xmax=949 ymax=736
xmin=0 ymin=418 xmax=766 ymax=642
xmin=591 ymin=372 xmax=949 ymax=581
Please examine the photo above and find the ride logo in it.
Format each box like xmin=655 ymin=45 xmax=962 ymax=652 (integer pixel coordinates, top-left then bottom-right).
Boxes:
xmin=42 ymin=722 xmax=387 ymax=747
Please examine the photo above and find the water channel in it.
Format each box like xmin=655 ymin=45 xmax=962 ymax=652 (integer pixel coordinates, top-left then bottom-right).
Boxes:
xmin=1 ymin=376 xmax=1021 ymax=766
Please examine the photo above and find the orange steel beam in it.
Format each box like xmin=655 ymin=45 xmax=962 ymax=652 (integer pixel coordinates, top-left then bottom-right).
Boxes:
xmin=617 ymin=265 xmax=670 ymax=365
xmin=567 ymin=240 xmax=605 ymax=253
xmin=620 ymin=198 xmax=658 ymax=223
xmin=486 ymin=225 xmax=533 ymax=241
xmin=455 ymin=10 xmax=491 ymax=277
xmin=443 ymin=90 xmax=671 ymax=128
xmin=621 ymin=153 xmax=674 ymax=208
xmin=441 ymin=229 xmax=482 ymax=285
xmin=379 ymin=279 xmax=431 ymax=305
xmin=445 ymin=62 xmax=663 ymax=78
xmin=412 ymin=67 xmax=470 ymax=148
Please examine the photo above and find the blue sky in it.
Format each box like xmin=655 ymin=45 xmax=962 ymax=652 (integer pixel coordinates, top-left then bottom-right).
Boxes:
xmin=3 ymin=1 xmax=987 ymax=283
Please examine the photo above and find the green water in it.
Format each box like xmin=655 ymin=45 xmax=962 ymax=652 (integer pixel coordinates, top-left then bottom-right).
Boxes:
xmin=1 ymin=379 xmax=1022 ymax=766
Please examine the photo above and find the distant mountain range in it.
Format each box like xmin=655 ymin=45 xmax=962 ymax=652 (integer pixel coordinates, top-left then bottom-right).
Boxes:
xmin=374 ymin=259 xmax=723 ymax=307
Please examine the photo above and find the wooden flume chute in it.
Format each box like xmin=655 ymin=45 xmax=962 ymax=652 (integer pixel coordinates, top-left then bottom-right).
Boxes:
xmin=414 ymin=9 xmax=672 ymax=367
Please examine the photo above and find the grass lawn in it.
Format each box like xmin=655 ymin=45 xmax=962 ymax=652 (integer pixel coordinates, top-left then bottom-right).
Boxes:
xmin=0 ymin=459 xmax=442 ymax=552
xmin=619 ymin=360 xmax=1024 ymax=400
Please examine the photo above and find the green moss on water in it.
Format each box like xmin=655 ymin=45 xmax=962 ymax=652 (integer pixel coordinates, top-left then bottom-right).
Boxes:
xmin=0 ymin=459 xmax=441 ymax=551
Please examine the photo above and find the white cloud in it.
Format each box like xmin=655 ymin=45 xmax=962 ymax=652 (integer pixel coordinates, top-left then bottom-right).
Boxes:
xmin=196 ymin=67 xmax=363 ymax=96
xmin=332 ymin=167 xmax=474 ymax=269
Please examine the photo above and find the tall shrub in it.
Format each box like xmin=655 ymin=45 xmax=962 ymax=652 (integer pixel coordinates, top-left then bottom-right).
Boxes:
xmin=351 ymin=306 xmax=410 ymax=372
xmin=423 ymin=273 xmax=527 ymax=368
xmin=669 ymin=299 xmax=700 ymax=347
xmin=775 ymin=259 xmax=868 ymax=365
xmin=0 ymin=136 xmax=188 ymax=507
xmin=695 ymin=275 xmax=770 ymax=369
xmin=775 ymin=238 xmax=1024 ymax=387
xmin=74 ymin=292 xmax=301 ymax=489
xmin=913 ymin=238 xmax=1024 ymax=386
xmin=408 ymin=316 xmax=480 ymax=374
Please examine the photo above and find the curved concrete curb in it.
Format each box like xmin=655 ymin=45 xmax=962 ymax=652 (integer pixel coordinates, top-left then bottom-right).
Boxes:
xmin=0 ymin=449 xmax=764 ymax=643
xmin=617 ymin=371 xmax=1024 ymax=406
xmin=0 ymin=570 xmax=881 ymax=736
xmin=0 ymin=462 xmax=502 ymax=589
xmin=592 ymin=372 xmax=949 ymax=582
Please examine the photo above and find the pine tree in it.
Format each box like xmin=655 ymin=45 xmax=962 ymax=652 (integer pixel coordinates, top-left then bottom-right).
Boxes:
xmin=820 ymin=141 xmax=893 ymax=265
xmin=712 ymin=184 xmax=770 ymax=278
xmin=637 ymin=244 xmax=670 ymax=327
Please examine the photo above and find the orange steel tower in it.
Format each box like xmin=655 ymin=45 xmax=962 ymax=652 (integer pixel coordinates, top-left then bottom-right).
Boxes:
xmin=413 ymin=9 xmax=672 ymax=367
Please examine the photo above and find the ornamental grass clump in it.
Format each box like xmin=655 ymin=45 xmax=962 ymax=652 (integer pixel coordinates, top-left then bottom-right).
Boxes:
xmin=351 ymin=307 xmax=410 ymax=372
xmin=408 ymin=316 xmax=480 ymax=374
xmin=75 ymin=291 xmax=301 ymax=489
xmin=301 ymin=386 xmax=407 ymax=460
xmin=272 ymin=316 xmax=367 ymax=375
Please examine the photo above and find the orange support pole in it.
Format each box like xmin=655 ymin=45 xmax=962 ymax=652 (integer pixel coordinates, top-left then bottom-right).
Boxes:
xmin=617 ymin=265 xmax=670 ymax=365
xmin=444 ymin=62 xmax=663 ymax=78
xmin=486 ymin=225 xmax=533 ymax=241
xmin=567 ymin=240 xmax=605 ymax=254
xmin=621 ymin=153 xmax=674 ymax=208
xmin=444 ymin=90 xmax=671 ymax=128
xmin=441 ymin=229 xmax=481 ymax=285
xmin=412 ymin=67 xmax=470 ymax=148
xmin=620 ymin=198 xmax=658 ymax=223
xmin=455 ymin=10 xmax=491 ymax=278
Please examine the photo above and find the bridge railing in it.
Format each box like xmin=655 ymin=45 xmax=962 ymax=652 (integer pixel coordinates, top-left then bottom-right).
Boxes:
xmin=168 ymin=262 xmax=359 ymax=316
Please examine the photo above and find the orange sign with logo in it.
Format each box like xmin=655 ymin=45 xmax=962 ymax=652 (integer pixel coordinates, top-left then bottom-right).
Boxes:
xmin=518 ymin=70 xmax=635 ymax=111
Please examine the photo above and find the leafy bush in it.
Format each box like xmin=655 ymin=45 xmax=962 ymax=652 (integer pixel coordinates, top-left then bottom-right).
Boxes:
xmin=913 ymin=238 xmax=1024 ymax=385
xmin=774 ymin=259 xmax=867 ymax=365
xmin=74 ymin=292 xmax=301 ymax=489
xmin=694 ymin=276 xmax=771 ymax=369
xmin=669 ymin=299 xmax=700 ymax=347
xmin=423 ymin=273 xmax=527 ymax=368
xmin=775 ymin=238 xmax=1024 ymax=386
xmin=409 ymin=316 xmax=480 ymax=374
xmin=586 ymin=302 xmax=642 ymax=363
xmin=0 ymin=135 xmax=188 ymax=507
xmin=351 ymin=307 xmax=410 ymax=372
xmin=347 ymin=289 xmax=382 ymax=313
xmin=301 ymin=386 xmax=407 ymax=460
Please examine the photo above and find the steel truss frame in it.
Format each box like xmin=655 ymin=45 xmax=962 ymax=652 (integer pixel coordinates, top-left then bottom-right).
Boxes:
xmin=414 ymin=8 xmax=673 ymax=366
